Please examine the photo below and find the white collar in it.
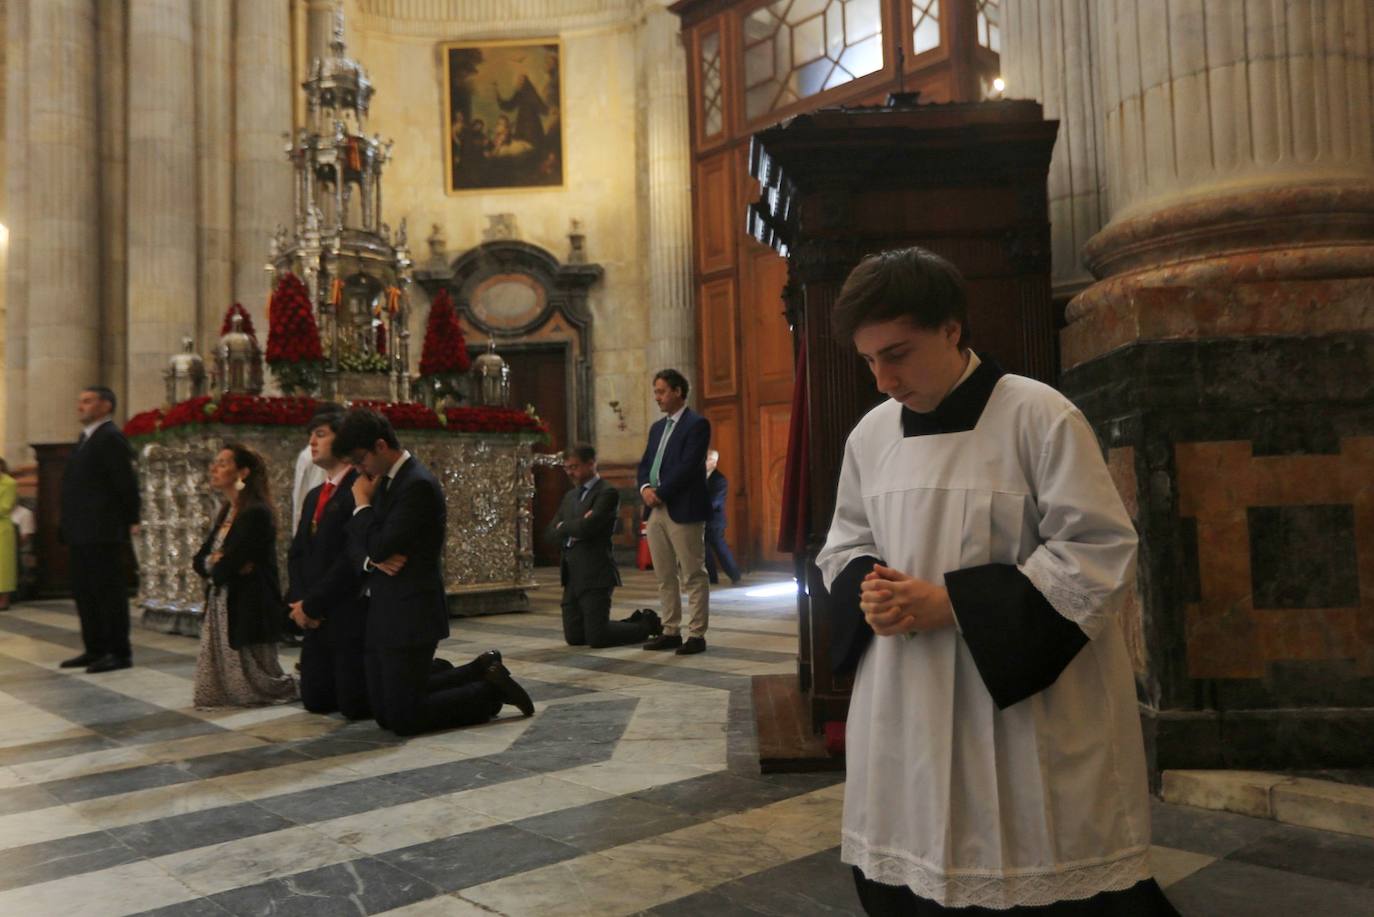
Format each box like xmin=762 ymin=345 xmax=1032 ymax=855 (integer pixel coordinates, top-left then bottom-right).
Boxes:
xmin=385 ymin=450 xmax=411 ymax=481
xmin=581 ymin=474 xmax=601 ymax=492
xmin=951 ymin=350 xmax=981 ymax=391
xmin=325 ymin=465 xmax=351 ymax=486
xmin=663 ymin=405 xmax=687 ymax=425
xmin=82 ymin=417 xmax=113 ymax=439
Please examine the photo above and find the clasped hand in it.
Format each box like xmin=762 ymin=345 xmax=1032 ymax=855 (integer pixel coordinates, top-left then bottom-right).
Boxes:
xmin=859 ymin=564 xmax=955 ymax=636
xmin=288 ymin=600 xmax=320 ymax=630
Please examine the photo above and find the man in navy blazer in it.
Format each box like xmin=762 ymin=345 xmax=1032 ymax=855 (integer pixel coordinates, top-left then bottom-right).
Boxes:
xmin=335 ymin=408 xmax=533 ymax=736
xmin=636 ymin=368 xmax=712 ymax=655
xmin=59 ymin=386 xmax=140 ymax=674
xmin=287 ymin=406 xmax=370 ymax=719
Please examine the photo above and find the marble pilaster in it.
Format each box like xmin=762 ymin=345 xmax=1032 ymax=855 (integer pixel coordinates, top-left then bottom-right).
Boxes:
xmin=127 ymin=0 xmax=199 ymax=412
xmin=3 ymin=0 xmax=30 ymax=461
xmin=641 ymin=3 xmax=697 ymax=392
xmin=194 ymin=0 xmax=234 ymax=359
xmin=26 ymin=0 xmax=102 ymax=444
xmin=233 ymin=0 xmax=294 ymax=330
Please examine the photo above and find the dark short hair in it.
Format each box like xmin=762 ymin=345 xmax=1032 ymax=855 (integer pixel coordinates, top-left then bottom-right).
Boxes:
xmin=565 ymin=443 xmax=596 ymax=464
xmin=84 ymin=385 xmax=118 ymax=413
xmin=653 ymin=368 xmax=689 ymax=400
xmin=332 ymin=408 xmax=399 ymax=458
xmin=306 ymin=403 xmax=345 ymax=434
xmin=830 ymin=247 xmax=971 ymax=348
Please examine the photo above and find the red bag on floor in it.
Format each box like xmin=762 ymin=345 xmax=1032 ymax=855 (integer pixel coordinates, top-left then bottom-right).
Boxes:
xmin=636 ymin=520 xmax=653 ymax=570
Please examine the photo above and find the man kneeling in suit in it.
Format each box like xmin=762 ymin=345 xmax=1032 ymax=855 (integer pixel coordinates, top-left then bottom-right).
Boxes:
xmin=287 ymin=406 xmax=370 ymax=719
xmin=335 ymin=409 xmax=533 ymax=736
xmin=547 ymin=444 xmax=662 ymax=648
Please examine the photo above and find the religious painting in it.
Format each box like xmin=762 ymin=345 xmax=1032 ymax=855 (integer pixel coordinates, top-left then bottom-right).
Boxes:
xmin=443 ymin=39 xmax=564 ymax=193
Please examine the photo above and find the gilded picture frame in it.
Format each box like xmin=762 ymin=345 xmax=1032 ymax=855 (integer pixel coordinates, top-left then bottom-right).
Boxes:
xmin=442 ymin=38 xmax=565 ymax=194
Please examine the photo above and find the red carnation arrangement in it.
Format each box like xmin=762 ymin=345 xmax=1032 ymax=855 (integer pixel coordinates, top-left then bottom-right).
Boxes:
xmin=162 ymin=395 xmax=216 ymax=430
xmin=351 ymin=400 xmax=443 ymax=430
xmin=215 ymin=394 xmax=319 ymax=427
xmin=265 ymin=273 xmax=325 ymax=395
xmin=418 ymin=288 xmax=471 ymax=377
xmin=123 ymin=408 xmax=164 ymax=440
xmin=220 ymin=303 xmax=261 ymax=349
xmin=445 ymin=406 xmax=548 ymax=437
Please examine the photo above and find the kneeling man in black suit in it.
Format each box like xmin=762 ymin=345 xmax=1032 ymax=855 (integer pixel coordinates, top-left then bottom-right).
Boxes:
xmin=334 ymin=409 xmax=533 ymax=736
xmin=287 ymin=405 xmax=370 ymax=719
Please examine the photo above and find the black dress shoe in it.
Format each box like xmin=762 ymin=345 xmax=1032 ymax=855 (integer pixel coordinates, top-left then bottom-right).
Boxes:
xmin=469 ymin=650 xmax=502 ymax=675
xmin=484 ymin=663 xmax=535 ymax=717
xmin=643 ymin=634 xmax=683 ymax=651
xmin=675 ymin=637 xmax=706 ymax=656
xmin=60 ymin=652 xmax=98 ymax=669
xmin=86 ymin=655 xmax=132 ymax=674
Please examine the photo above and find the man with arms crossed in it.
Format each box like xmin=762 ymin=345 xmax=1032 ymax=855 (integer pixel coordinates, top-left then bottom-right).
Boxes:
xmin=336 ymin=409 xmax=533 ymax=735
xmin=637 ymin=369 xmax=712 ymax=655
xmin=817 ymin=248 xmax=1177 ymax=915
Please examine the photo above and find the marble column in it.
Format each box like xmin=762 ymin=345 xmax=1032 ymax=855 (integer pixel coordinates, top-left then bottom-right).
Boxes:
xmin=233 ymin=0 xmax=294 ymax=329
xmin=1000 ymin=0 xmax=1107 ymax=298
xmin=97 ymin=0 xmax=129 ymax=412
xmin=27 ymin=0 xmax=102 ymax=444
xmin=195 ymin=0 xmax=234 ymax=358
xmin=4 ymin=0 xmax=30 ymax=461
xmin=127 ymin=0 xmax=198 ymax=413
xmin=641 ymin=2 xmax=697 ymax=391
xmin=1054 ymin=0 xmax=1374 ymax=773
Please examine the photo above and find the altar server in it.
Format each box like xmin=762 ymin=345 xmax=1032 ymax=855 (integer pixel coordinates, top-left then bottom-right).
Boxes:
xmin=816 ymin=247 xmax=1178 ymax=915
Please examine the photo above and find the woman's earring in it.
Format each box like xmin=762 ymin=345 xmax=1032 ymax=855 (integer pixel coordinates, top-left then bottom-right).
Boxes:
xmin=234 ymin=479 xmax=246 ymax=492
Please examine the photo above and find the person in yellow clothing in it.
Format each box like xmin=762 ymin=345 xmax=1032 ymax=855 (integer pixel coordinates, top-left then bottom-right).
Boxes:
xmin=0 ymin=459 xmax=18 ymax=609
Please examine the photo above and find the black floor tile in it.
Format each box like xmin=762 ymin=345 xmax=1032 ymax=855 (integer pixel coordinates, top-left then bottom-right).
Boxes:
xmin=1164 ymin=859 xmax=1374 ymax=917
xmin=41 ymin=762 xmax=198 ymax=804
xmin=1226 ymin=820 xmax=1374 ymax=889
xmin=630 ymin=772 xmax=799 ymax=819
xmin=381 ymin=823 xmax=579 ymax=892
xmin=514 ymin=795 xmax=696 ymax=852
xmin=0 ymin=830 xmax=141 ymax=891
xmin=0 ymin=733 xmax=120 ymax=766
xmin=256 ymin=776 xmax=428 ymax=824
xmin=111 ymin=803 xmax=294 ymax=858
xmin=1148 ymin=798 xmax=1281 ymax=858
xmin=206 ymin=856 xmax=439 ymax=916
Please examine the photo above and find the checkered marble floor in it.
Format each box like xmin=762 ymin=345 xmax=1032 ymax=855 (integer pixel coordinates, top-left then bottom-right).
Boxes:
xmin=0 ymin=570 xmax=1371 ymax=915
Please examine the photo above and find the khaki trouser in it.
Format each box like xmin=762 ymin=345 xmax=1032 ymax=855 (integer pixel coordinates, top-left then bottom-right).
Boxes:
xmin=645 ymin=510 xmax=709 ymax=638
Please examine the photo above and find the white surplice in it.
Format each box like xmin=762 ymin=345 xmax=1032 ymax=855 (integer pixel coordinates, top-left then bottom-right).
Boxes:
xmin=816 ymin=361 xmax=1151 ymax=909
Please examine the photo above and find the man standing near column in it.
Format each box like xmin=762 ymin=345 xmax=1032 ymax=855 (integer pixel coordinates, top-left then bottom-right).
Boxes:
xmin=637 ymin=369 xmax=712 ymax=655
xmin=60 ymin=386 xmax=141 ymax=673
xmin=704 ymin=449 xmax=741 ymax=586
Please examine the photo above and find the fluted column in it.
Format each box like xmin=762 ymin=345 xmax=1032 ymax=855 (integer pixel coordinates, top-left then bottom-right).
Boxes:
xmin=4 ymin=0 xmax=31 ymax=460
xmin=642 ymin=2 xmax=697 ymax=390
xmin=27 ymin=0 xmax=102 ymax=443
xmin=233 ymin=0 xmax=294 ymax=327
xmin=1064 ymin=0 xmax=1374 ymax=367
xmin=126 ymin=0 xmax=198 ymax=412
xmin=195 ymin=0 xmax=234 ymax=358
xmin=97 ymin=0 xmax=129 ymax=410
xmin=1000 ymin=0 xmax=1107 ymax=297
xmin=306 ymin=0 xmax=340 ymax=64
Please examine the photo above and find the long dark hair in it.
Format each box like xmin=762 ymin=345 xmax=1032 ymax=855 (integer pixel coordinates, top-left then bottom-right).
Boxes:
xmin=223 ymin=442 xmax=271 ymax=510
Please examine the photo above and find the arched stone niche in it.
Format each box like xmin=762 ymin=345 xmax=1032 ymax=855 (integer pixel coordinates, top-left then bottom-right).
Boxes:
xmin=415 ymin=240 xmax=603 ymax=445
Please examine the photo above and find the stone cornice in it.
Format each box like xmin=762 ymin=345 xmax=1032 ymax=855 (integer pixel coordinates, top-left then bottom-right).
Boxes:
xmin=353 ymin=0 xmax=648 ymax=36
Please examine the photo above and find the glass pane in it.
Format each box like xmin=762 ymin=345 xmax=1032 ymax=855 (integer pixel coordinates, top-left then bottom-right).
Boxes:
xmin=844 ymin=0 xmax=882 ymax=44
xmin=745 ymin=36 xmax=777 ymax=88
xmin=976 ymin=0 xmax=1000 ymax=50
xmin=913 ymin=14 xmax=939 ymax=54
xmin=792 ymin=14 xmax=827 ymax=66
xmin=792 ymin=0 xmax=829 ymax=20
xmin=838 ymin=33 xmax=883 ymax=78
xmin=701 ymin=31 xmax=723 ymax=136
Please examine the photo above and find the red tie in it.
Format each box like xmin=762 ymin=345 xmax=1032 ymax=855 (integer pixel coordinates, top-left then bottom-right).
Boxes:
xmin=311 ymin=481 xmax=336 ymax=528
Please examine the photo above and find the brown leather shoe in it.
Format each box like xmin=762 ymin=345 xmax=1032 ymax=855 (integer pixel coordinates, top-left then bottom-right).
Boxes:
xmin=643 ymin=634 xmax=683 ymax=651
xmin=675 ymin=637 xmax=706 ymax=656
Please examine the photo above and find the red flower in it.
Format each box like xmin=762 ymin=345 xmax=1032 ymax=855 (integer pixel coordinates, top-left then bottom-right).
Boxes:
xmin=418 ymin=288 xmax=471 ymax=377
xmin=220 ymin=303 xmax=261 ymax=349
xmin=123 ymin=408 xmax=164 ymax=439
xmin=266 ymin=273 xmax=324 ymax=366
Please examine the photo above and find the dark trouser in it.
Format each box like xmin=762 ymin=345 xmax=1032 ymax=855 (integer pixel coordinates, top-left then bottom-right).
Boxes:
xmin=852 ymin=869 xmax=1180 ymax=916
xmin=299 ymin=628 xmax=370 ymax=720
xmin=365 ymin=643 xmax=502 ymax=736
xmin=561 ymin=587 xmax=648 ymax=648
xmin=68 ymin=542 xmax=131 ymax=660
xmin=704 ymin=524 xmax=740 ymax=583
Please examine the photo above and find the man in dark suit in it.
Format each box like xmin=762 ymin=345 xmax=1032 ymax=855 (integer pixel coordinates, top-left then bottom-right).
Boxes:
xmin=59 ymin=386 xmax=140 ymax=674
xmin=287 ymin=406 xmax=370 ymax=719
xmin=704 ymin=449 xmax=741 ymax=585
xmin=335 ymin=409 xmax=533 ymax=736
xmin=547 ymin=444 xmax=661 ymax=648
xmin=636 ymin=368 xmax=712 ymax=655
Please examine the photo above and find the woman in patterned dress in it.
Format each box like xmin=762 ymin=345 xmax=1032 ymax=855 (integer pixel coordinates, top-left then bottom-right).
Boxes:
xmin=192 ymin=444 xmax=298 ymax=708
